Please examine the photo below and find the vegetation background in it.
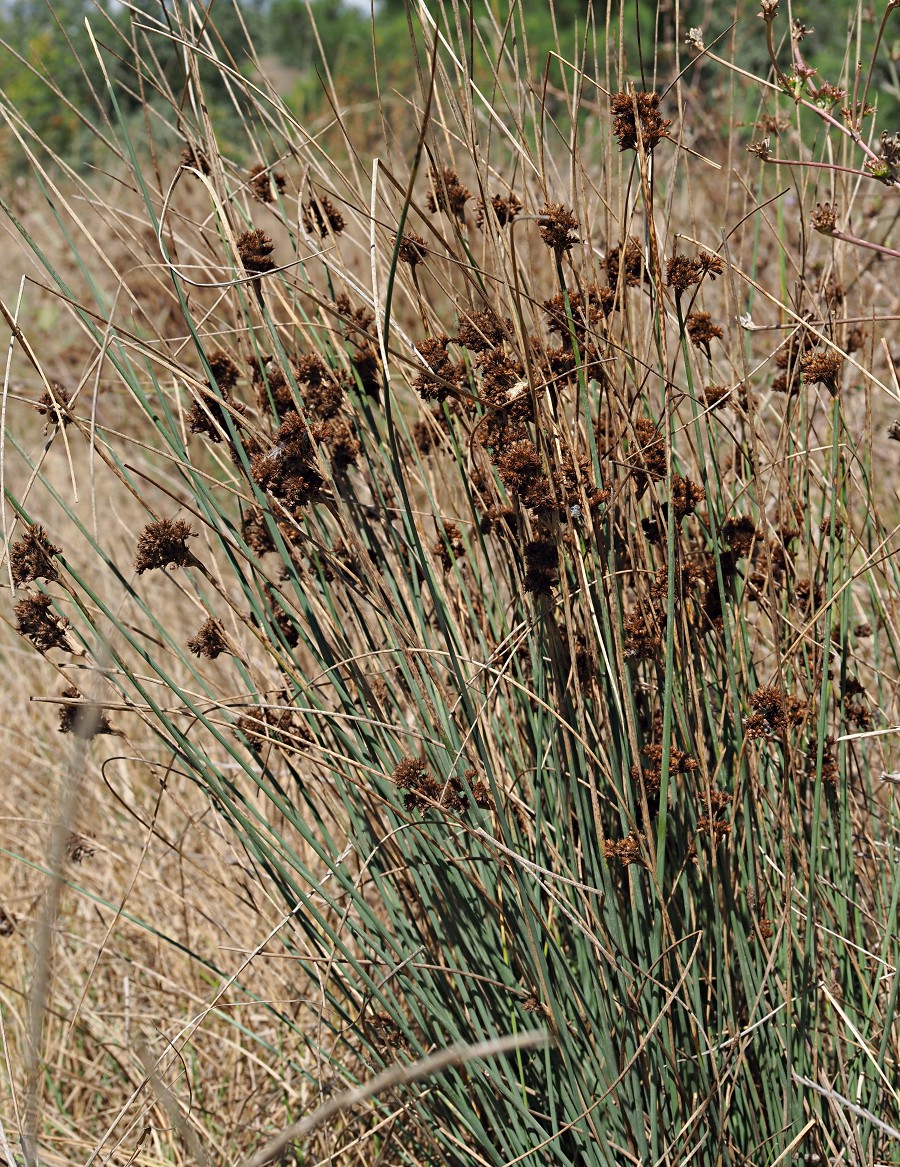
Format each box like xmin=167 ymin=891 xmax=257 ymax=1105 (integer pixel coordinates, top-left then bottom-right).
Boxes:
xmin=1 ymin=0 xmax=900 ymax=1165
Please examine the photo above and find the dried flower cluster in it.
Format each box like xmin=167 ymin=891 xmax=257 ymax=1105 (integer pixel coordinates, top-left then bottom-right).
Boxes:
xmin=476 ymin=192 xmax=522 ymax=228
xmin=302 ymin=194 xmax=345 ymax=238
xmin=58 ymin=686 xmax=115 ymax=739
xmin=187 ymin=618 xmax=230 ymax=660
xmin=539 ymin=202 xmax=580 ymax=256
xmin=237 ymin=228 xmax=276 ymax=276
xmin=11 ymin=525 xmax=60 ymax=586
xmin=133 ymin=518 xmax=196 ymax=574
xmin=610 ymin=90 xmax=671 ymax=152
xmin=249 ymin=163 xmax=286 ymax=204
xmin=426 ymin=167 xmax=471 ymax=221
xmin=36 ymin=381 xmax=72 ymax=428
xmin=604 ymin=831 xmax=645 ymax=866
xmin=745 ymin=685 xmax=806 ymax=739
xmin=15 ymin=593 xmax=69 ymax=652
xmin=392 ymin=758 xmax=491 ymax=813
xmin=665 ymin=249 xmax=723 ymax=296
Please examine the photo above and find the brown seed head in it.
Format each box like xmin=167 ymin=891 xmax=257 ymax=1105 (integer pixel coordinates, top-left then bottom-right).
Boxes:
xmin=11 ymin=524 xmax=61 ymax=586
xmin=187 ymin=617 xmax=230 ymax=660
xmin=302 ymin=195 xmax=345 ymax=238
xmin=538 ymin=202 xmax=580 ymax=255
xmin=610 ymin=90 xmax=671 ymax=152
xmin=36 ymin=381 xmax=72 ymax=428
xmin=248 ymin=163 xmax=286 ymax=204
xmin=15 ymin=593 xmax=70 ymax=652
xmin=133 ymin=518 xmax=196 ymax=574
xmin=476 ymin=192 xmax=523 ymax=228
xmin=58 ymin=685 xmax=115 ymax=739
xmin=800 ymin=349 xmax=843 ymax=393
xmin=426 ymin=167 xmax=472 ymax=222
xmin=523 ymin=537 xmax=558 ymax=595
xmin=811 ymin=202 xmax=837 ymax=235
xmin=237 ymin=229 xmax=276 ymax=276
xmin=395 ymin=232 xmax=428 ymax=266
xmin=686 ymin=311 xmax=724 ymax=351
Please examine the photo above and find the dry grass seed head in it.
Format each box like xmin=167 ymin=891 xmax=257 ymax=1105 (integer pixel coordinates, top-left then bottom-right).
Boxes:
xmin=302 ymin=194 xmax=345 ymax=237
xmin=10 ymin=524 xmax=61 ymax=586
xmin=237 ymin=228 xmax=276 ymax=275
xmin=610 ymin=90 xmax=671 ymax=152
xmin=539 ymin=202 xmax=580 ymax=255
xmin=58 ymin=685 xmax=115 ymax=738
xmin=426 ymin=167 xmax=471 ymax=221
xmin=133 ymin=518 xmax=196 ymax=574
xmin=476 ymin=192 xmax=523 ymax=228
xmin=187 ymin=617 xmax=230 ymax=660
xmin=14 ymin=593 xmax=70 ymax=652
xmin=36 ymin=380 xmax=72 ymax=428
xmin=248 ymin=163 xmax=286 ymax=204
xmin=395 ymin=231 xmax=428 ymax=266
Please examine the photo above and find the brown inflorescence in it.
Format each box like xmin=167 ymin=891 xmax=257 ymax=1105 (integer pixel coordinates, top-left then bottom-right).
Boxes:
xmin=66 ymin=832 xmax=94 ymax=863
xmin=523 ymin=537 xmax=558 ymax=595
xmin=207 ymin=350 xmax=240 ymax=392
xmin=538 ymin=202 xmax=580 ymax=256
xmin=745 ymin=685 xmax=806 ymax=739
xmin=800 ymin=349 xmax=843 ymax=394
xmin=723 ymin=516 xmax=759 ymax=558
xmin=249 ymin=355 xmax=293 ymax=417
xmin=704 ymin=384 xmax=730 ymax=409
xmin=811 ymin=202 xmax=837 ymax=234
xmin=58 ymin=685 xmax=115 ymax=739
xmin=237 ymin=229 xmax=276 ymax=276
xmin=180 ymin=144 xmax=211 ymax=174
xmin=604 ymin=237 xmax=646 ymax=288
xmin=392 ymin=757 xmax=490 ymax=814
xmin=479 ymin=348 xmax=528 ymax=416
xmin=772 ymin=326 xmax=817 ymax=395
xmin=187 ymin=617 xmax=230 ymax=660
xmin=236 ymin=702 xmax=305 ymax=752
xmin=188 ymin=370 xmax=247 ymax=444
xmin=455 ymin=308 xmax=511 ymax=353
xmin=631 ymin=744 xmax=699 ymax=797
xmin=294 ymin=355 xmax=343 ymax=418
xmin=610 ymin=90 xmax=671 ymax=152
xmin=250 ymin=412 xmax=324 ymax=509
xmin=495 ymin=440 xmax=553 ymax=511
xmin=396 ymin=231 xmax=428 ymax=266
xmin=413 ymin=335 xmax=467 ymax=403
xmin=311 ymin=418 xmax=360 ymax=470
xmin=133 ymin=518 xmax=196 ymax=574
xmin=665 ymin=250 xmax=723 ymax=297
xmin=542 ymin=284 xmax=612 ymax=348
xmin=671 ymin=475 xmax=705 ymax=521
xmin=426 ymin=167 xmax=472 ymax=221
xmin=36 ymin=381 xmax=72 ymax=428
xmin=476 ymin=192 xmax=523 ymax=228
xmin=604 ymin=830 xmax=645 ymax=866
xmin=697 ymin=815 xmax=732 ymax=844
xmin=11 ymin=524 xmax=61 ymax=586
xmin=243 ymin=508 xmax=276 ymax=557
xmin=623 ymin=609 xmax=661 ymax=659
xmin=686 ymin=311 xmax=724 ymax=352
xmin=302 ymin=195 xmax=345 ymax=237
xmin=632 ymin=417 xmax=666 ymax=490
xmin=435 ymin=522 xmax=465 ymax=572
xmin=14 ymin=593 xmax=70 ymax=652
xmin=248 ymin=163 xmax=286 ymax=204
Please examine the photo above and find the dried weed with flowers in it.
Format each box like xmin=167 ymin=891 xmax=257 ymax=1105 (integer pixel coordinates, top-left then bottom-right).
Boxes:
xmin=3 ymin=1 xmax=899 ymax=1164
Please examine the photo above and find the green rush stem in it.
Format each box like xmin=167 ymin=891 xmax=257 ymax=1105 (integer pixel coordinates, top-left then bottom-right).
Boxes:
xmin=797 ymin=394 xmax=841 ymax=1088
